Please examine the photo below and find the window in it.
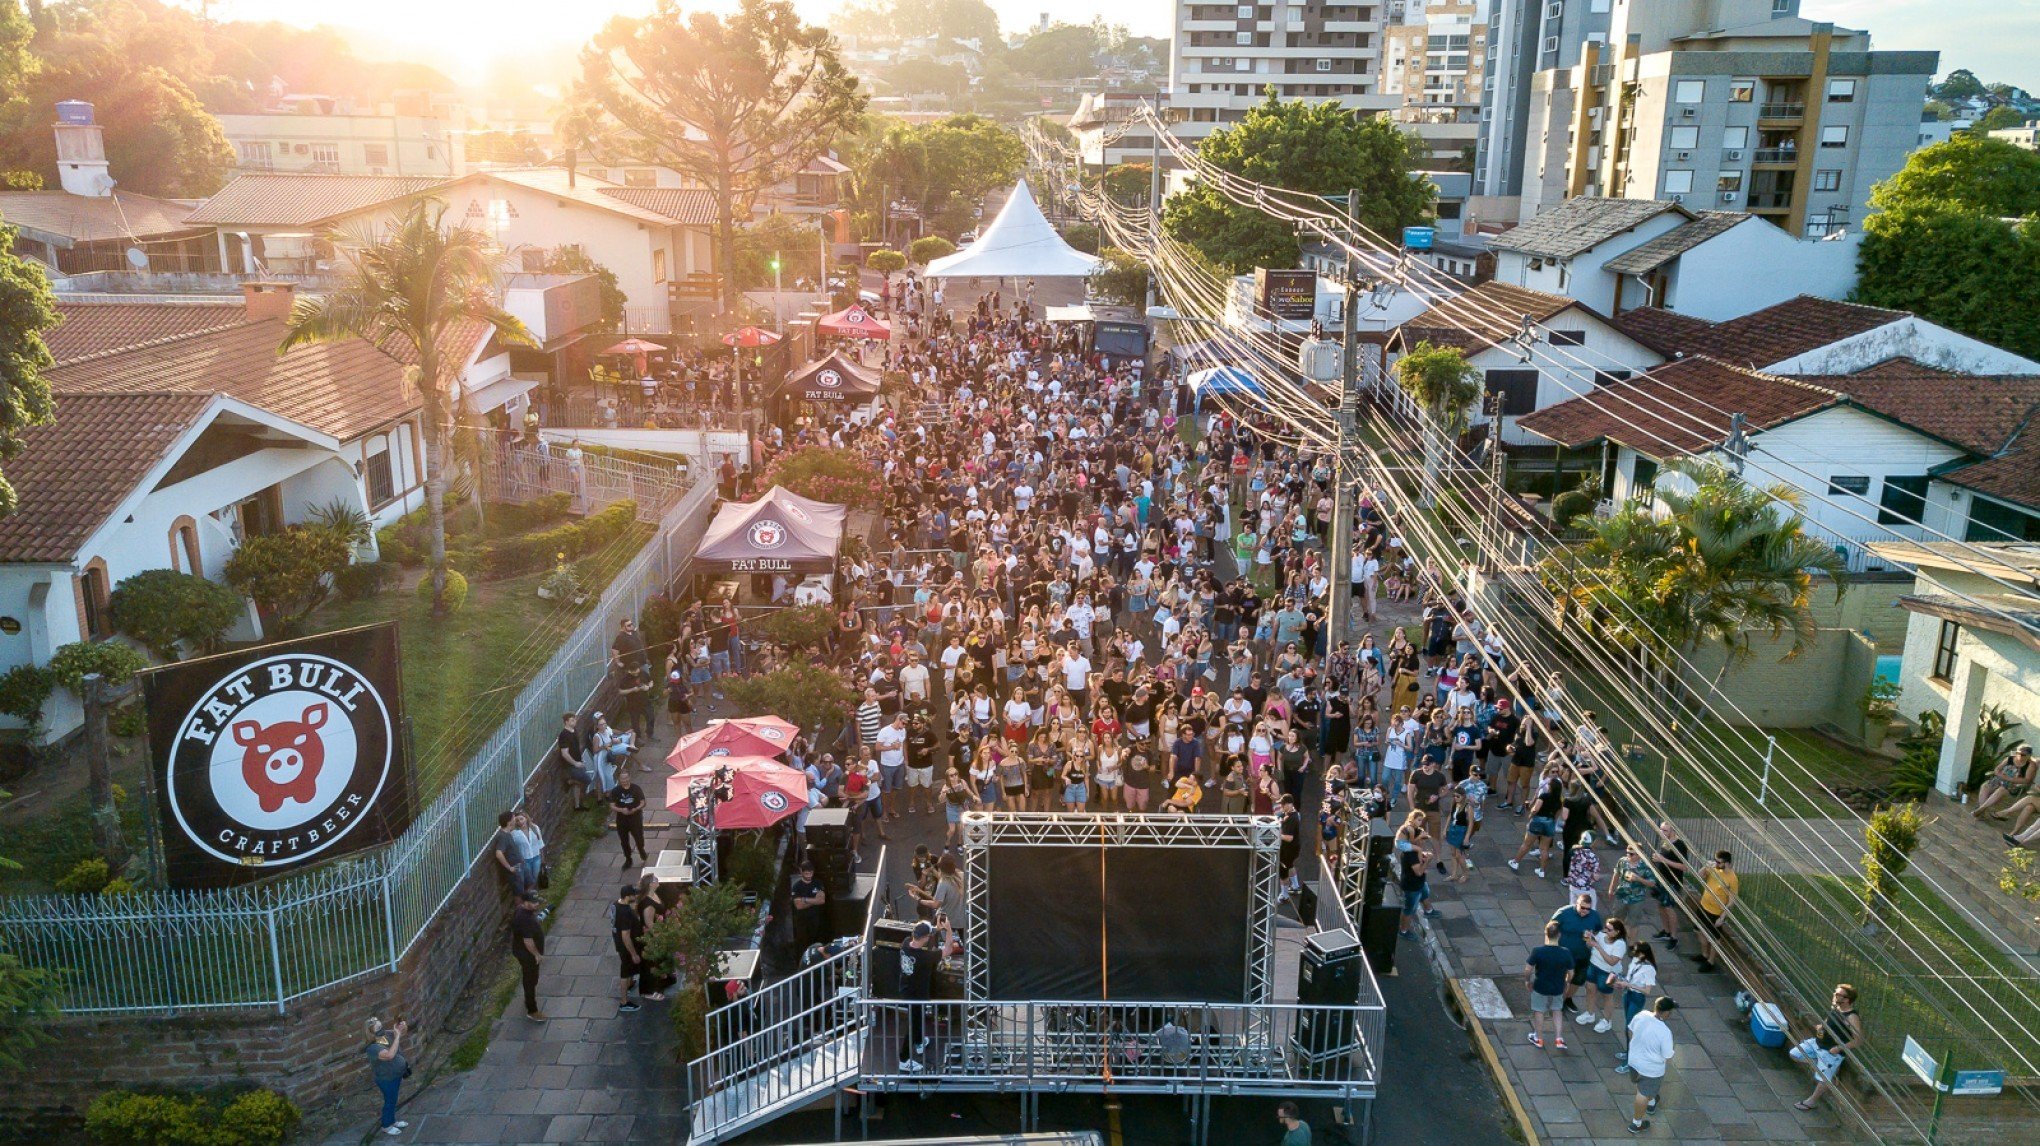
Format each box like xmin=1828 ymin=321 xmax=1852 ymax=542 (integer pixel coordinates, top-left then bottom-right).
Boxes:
xmin=1675 ymin=80 xmax=1705 ymax=104
xmin=652 ymin=247 xmax=668 ymax=283
xmin=1718 ymin=170 xmax=1743 ymax=192
xmin=520 ymin=248 xmax=549 ymax=272
xmin=1238 ymin=4 xmax=1255 ymax=16
xmin=1772 ymin=0 xmax=1791 ymax=12
xmin=1931 ymin=619 xmax=1960 ymax=682
xmin=1547 ymin=329 xmax=1586 ymax=346
xmin=1484 ymin=369 xmax=1540 ymax=416
xmin=80 ymin=560 xmax=111 ymax=640
xmin=170 ymin=519 xmax=201 ymax=575
xmin=362 ymin=143 xmax=390 ymax=168
xmin=1668 ymin=125 xmax=1700 ymax=149
xmin=1827 ymin=474 xmax=1871 ymax=498
xmin=1814 ymin=168 xmax=1842 ymax=192
xmin=311 ymin=143 xmax=340 ymax=167
xmin=1662 ymin=169 xmax=1694 ymax=194
xmin=1632 ymin=456 xmax=1660 ymax=495
xmin=1236 ymin=30 xmax=1253 ymax=44
xmin=1593 ymin=369 xmax=1632 ymax=388
xmin=1820 ymin=125 xmax=1849 ymax=148
xmin=1723 ymin=126 xmax=1750 ymax=149
xmin=1317 ymin=58 xmax=1332 ymax=71
xmin=1238 ymin=59 xmax=1251 ymax=72
xmin=1437 ymin=200 xmax=1462 ymax=219
xmin=1729 ymin=80 xmax=1755 ymax=103
xmin=624 ymin=169 xmax=658 ymax=188
xmin=365 ymin=448 xmax=396 ymax=508
xmin=1545 ymin=1 xmax=1562 ymax=17
xmin=238 ymin=141 xmax=273 ymax=168
xmin=1878 ymin=475 xmax=1929 ymax=526
xmin=1827 ymin=78 xmax=1857 ymax=103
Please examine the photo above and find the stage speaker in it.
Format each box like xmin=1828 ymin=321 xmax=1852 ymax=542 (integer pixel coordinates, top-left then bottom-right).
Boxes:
xmin=1298 ymin=928 xmax=1363 ymax=1006
xmin=826 ymin=873 xmax=877 ymax=938
xmin=1359 ymin=904 xmax=1401 ymax=974
xmin=867 ymin=918 xmax=917 ymax=997
xmin=806 ymin=808 xmax=852 ymax=851
xmin=1363 ymin=819 xmax=1394 ymax=910
xmin=1291 ymin=884 xmax=1319 ymax=928
xmin=809 ymin=848 xmax=855 ymax=899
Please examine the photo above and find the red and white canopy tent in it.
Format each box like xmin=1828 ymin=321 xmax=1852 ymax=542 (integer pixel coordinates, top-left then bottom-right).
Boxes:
xmin=815 ymin=304 xmax=891 ymax=340
xmin=694 ymin=485 xmax=848 ymax=574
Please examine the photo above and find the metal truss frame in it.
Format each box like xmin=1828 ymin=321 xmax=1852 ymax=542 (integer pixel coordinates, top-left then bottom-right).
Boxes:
xmin=958 ymin=812 xmax=1282 ymax=1013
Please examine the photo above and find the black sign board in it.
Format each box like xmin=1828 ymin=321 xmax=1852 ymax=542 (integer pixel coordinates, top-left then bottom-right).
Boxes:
xmin=1255 ymin=268 xmax=1318 ymax=322
xmin=143 ymin=623 xmax=413 ymax=889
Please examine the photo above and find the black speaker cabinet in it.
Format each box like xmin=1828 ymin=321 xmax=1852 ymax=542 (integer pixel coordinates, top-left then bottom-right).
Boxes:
xmin=806 ymin=808 xmax=852 ymax=851
xmin=1298 ymin=928 xmax=1363 ymax=1006
xmin=826 ymin=873 xmax=878 ymax=938
xmin=1363 ymin=818 xmax=1394 ymax=910
xmin=1292 ymin=883 xmax=1319 ymax=928
xmin=867 ymin=918 xmax=917 ymax=997
xmin=1359 ymin=904 xmax=1401 ymax=974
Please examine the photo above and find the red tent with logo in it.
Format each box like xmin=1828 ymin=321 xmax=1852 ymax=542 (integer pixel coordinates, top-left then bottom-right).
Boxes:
xmin=692 ymin=485 xmax=847 ymax=574
xmin=721 ymin=326 xmax=784 ymax=348
xmin=782 ymin=351 xmax=881 ymax=403
xmin=664 ymin=755 xmax=807 ymax=829
xmin=816 ymin=304 xmax=891 ymax=340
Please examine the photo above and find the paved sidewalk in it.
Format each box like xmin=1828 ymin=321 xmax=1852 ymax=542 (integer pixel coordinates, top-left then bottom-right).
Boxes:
xmin=1416 ymin=822 xmax=1856 ymax=1144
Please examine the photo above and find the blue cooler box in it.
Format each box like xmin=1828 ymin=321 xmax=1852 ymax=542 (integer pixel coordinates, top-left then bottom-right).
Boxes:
xmin=1750 ymin=1002 xmax=1789 ymax=1048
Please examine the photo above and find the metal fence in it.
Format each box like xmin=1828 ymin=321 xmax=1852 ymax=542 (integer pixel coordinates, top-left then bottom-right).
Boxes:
xmin=0 ymin=476 xmax=717 ymax=1015
xmin=486 ymin=443 xmax=688 ymax=524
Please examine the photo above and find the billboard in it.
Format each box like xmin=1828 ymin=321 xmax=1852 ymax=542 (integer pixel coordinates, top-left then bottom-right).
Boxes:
xmin=143 ymin=623 xmax=414 ymax=890
xmin=1254 ymin=268 xmax=1317 ymax=322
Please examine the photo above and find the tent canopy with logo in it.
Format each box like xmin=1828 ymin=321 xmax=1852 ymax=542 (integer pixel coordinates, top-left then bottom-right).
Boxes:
xmin=694 ymin=485 xmax=847 ymax=574
xmin=815 ymin=304 xmax=891 ymax=340
xmin=781 ymin=351 xmax=882 ymax=403
xmin=924 ymin=181 xmax=1104 ymax=279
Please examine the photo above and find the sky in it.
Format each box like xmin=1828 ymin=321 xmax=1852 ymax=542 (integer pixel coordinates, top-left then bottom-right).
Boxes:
xmin=201 ymin=0 xmax=2033 ymax=91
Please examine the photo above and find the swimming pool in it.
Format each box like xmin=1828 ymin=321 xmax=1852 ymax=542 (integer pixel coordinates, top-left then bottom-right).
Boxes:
xmin=1875 ymin=654 xmax=1902 ymax=685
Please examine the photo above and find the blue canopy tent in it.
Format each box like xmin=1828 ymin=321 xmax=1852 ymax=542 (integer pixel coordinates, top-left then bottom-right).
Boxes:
xmin=1186 ymin=365 xmax=1264 ymax=405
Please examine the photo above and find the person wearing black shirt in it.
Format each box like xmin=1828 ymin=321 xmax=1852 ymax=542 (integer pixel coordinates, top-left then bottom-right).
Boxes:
xmin=610 ymin=764 xmax=648 ymax=866
xmin=555 ymin=712 xmax=592 ymax=810
xmin=1277 ymin=795 xmax=1303 ymax=896
xmin=509 ymin=892 xmax=547 ymax=1021
xmin=895 ymin=920 xmax=939 ymax=1072
xmin=791 ymin=860 xmax=827 ymax=950
xmin=612 ymin=885 xmax=647 ymax=1013
xmin=1483 ymin=703 xmax=1521 ymax=807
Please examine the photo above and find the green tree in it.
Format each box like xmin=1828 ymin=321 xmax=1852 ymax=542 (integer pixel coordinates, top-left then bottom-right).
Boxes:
xmin=907 ymin=235 xmax=955 ymax=265
xmin=0 ymin=223 xmax=56 ymax=518
xmin=867 ymin=248 xmax=906 ymax=276
xmin=530 ymin=245 xmax=627 ymax=331
xmin=575 ymin=0 xmax=866 ymax=311
xmin=1089 ymin=246 xmax=1148 ymax=305
xmin=1856 ymin=207 xmax=2040 ymax=359
xmin=733 ymin=212 xmax=825 ymax=289
xmin=108 ymin=569 xmax=244 ymax=658
xmin=883 ymin=58 xmax=970 ymax=96
xmin=223 ymin=527 xmax=350 ymax=633
xmin=1391 ymin=341 xmax=1480 ymax=507
xmin=1163 ymin=93 xmax=1433 ymax=273
xmin=1872 ymin=133 xmax=2040 ymax=217
xmin=0 ymin=785 xmax=58 ymax=1065
xmin=1972 ymin=105 xmax=2028 ymax=133
xmin=1541 ymin=460 xmax=1848 ymax=690
xmin=720 ymin=662 xmax=857 ymax=749
xmin=1008 ymin=22 xmax=1100 ymax=81
xmin=281 ymin=199 xmax=535 ymax=616
xmin=1933 ymin=68 xmax=1987 ymax=102
xmin=1100 ymin=161 xmax=1153 ymax=207
xmin=1060 ymin=222 xmax=1100 ymax=254
xmin=641 ymin=879 xmax=752 ymax=1062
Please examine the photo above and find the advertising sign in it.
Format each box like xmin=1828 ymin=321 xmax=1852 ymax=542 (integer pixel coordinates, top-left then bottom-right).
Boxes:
xmin=1254 ymin=268 xmax=1318 ymax=322
xmin=1403 ymin=226 xmax=1437 ymax=250
xmin=144 ymin=624 xmax=413 ymax=889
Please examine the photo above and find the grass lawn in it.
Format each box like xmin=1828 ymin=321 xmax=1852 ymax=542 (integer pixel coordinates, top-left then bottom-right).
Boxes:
xmin=1740 ymin=872 xmax=2040 ymax=1082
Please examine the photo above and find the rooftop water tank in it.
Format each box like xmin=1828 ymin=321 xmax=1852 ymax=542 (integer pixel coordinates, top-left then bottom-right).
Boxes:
xmin=55 ymin=100 xmax=95 ymax=126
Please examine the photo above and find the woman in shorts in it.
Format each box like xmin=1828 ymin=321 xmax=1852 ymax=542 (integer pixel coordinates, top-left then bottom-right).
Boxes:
xmin=1123 ymin=752 xmax=1155 ymax=812
xmin=1060 ymin=757 xmax=1090 ymax=813
xmin=1509 ymin=770 xmax=1565 ymax=878
xmin=1094 ymin=737 xmax=1126 ymax=809
xmin=1612 ymin=943 xmax=1659 ymax=1074
xmin=1581 ymin=919 xmax=1628 ymax=1034
xmin=940 ymin=768 xmax=975 ymax=847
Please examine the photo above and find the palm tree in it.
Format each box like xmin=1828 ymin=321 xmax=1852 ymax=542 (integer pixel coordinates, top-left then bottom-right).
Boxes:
xmin=279 ymin=199 xmax=535 ymax=615
xmin=1392 ymin=340 xmax=1483 ymax=507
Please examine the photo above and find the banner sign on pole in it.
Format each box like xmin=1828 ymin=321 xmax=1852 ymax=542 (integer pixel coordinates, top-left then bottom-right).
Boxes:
xmin=144 ymin=623 xmax=414 ymax=889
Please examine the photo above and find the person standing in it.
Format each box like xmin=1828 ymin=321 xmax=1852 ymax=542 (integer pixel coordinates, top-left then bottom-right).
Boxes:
xmin=510 ymin=891 xmax=547 ymax=1022
xmin=1275 ymin=1099 xmax=1311 ymax=1145
xmin=895 ymin=920 xmax=938 ymax=1072
xmin=1625 ymin=997 xmax=1678 ymax=1133
xmin=1525 ymin=920 xmax=1574 ymax=1052
xmin=1551 ymin=893 xmax=1604 ymax=1013
xmin=612 ymin=885 xmax=648 ymax=1014
xmin=1277 ymin=794 xmax=1303 ymax=898
xmin=363 ymin=1018 xmax=410 ymax=1137
xmin=1693 ymin=850 xmax=1738 ymax=973
xmin=611 ymin=764 xmax=648 ymax=868
xmin=790 ymin=860 xmax=827 ymax=951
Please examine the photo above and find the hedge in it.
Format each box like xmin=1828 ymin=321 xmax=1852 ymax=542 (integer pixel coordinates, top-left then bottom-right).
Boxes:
xmin=473 ymin=500 xmax=640 ymax=581
xmin=83 ymin=1088 xmax=300 ymax=1146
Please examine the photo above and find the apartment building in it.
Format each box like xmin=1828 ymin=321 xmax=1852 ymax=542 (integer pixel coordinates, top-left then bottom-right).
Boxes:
xmin=1381 ymin=1 xmax=1486 ymax=166
xmin=1480 ymin=1 xmax=1934 ymax=238
xmin=1167 ymin=2 xmax=1398 ymax=144
xmin=219 ymin=94 xmax=466 ymax=179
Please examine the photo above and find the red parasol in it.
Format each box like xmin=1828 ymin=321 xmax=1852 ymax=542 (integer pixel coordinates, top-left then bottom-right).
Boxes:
xmin=667 ymin=721 xmax=792 ymax=770
xmin=712 ymin=715 xmax=801 ymax=744
xmin=722 ymin=326 xmax=784 ymax=348
xmin=603 ymin=337 xmax=667 ymax=356
xmin=816 ymin=304 xmax=891 ymax=340
xmin=664 ymin=755 xmax=808 ymax=829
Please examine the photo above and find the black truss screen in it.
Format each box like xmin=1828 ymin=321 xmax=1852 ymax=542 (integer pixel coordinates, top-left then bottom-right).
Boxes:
xmin=985 ymin=843 xmax=1252 ymax=1002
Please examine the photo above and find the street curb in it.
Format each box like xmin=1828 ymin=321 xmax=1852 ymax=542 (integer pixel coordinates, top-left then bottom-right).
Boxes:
xmin=1418 ymin=914 xmax=1542 ymax=1146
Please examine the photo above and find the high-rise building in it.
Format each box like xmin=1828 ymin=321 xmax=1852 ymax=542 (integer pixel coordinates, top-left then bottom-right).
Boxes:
xmin=1381 ymin=1 xmax=1487 ymax=167
xmin=1478 ymin=1 xmax=1936 ymax=237
xmin=1167 ymin=2 xmax=1398 ymax=145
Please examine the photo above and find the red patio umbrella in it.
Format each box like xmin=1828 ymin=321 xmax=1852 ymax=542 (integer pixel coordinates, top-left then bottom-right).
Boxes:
xmin=816 ymin=304 xmax=891 ymax=340
xmin=602 ymin=336 xmax=666 ymax=375
xmin=666 ymin=721 xmax=792 ymax=770
xmin=711 ymin=715 xmax=800 ymax=747
xmin=664 ymin=756 xmax=807 ymax=829
xmin=722 ymin=326 xmax=784 ymax=347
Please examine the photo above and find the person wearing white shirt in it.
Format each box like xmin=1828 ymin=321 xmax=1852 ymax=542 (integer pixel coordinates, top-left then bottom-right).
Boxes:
xmin=1013 ymin=483 xmax=1034 ymax=513
xmin=899 ymin=657 xmax=931 ymax=709
xmin=939 ymin=638 xmax=966 ymax=689
xmin=1624 ymin=998 xmax=1678 ymax=1133
xmin=1060 ymin=648 xmax=1093 ymax=701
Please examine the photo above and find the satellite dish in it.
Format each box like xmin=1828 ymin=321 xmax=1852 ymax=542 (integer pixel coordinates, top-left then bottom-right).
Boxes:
xmin=124 ymin=247 xmax=149 ymax=270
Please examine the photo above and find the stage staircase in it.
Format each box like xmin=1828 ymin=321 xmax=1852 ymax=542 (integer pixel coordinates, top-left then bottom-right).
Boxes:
xmin=686 ymin=943 xmax=866 ymax=1145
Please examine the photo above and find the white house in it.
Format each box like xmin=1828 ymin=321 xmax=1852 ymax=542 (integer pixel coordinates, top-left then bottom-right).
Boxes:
xmin=1489 ymin=196 xmax=1862 ymax=321
xmin=1388 ymin=280 xmax=1663 ymax=445
xmin=1517 ymin=354 xmax=2040 ymax=569
xmin=1867 ymin=541 xmax=2038 ymax=797
xmin=1607 ymin=294 xmax=2040 ymax=378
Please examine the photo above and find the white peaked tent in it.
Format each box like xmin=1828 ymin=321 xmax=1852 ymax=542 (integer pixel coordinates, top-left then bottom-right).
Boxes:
xmin=924 ymin=181 xmax=1104 ymax=279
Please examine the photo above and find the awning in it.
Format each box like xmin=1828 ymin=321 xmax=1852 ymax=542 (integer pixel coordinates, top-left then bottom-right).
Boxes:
xmin=781 ymin=351 xmax=882 ymax=403
xmin=816 ymin=305 xmax=891 ymax=339
xmin=925 ymin=181 xmax=1103 ymax=279
xmin=1188 ymin=365 xmax=1264 ymax=398
xmin=695 ymin=485 xmax=847 ymax=573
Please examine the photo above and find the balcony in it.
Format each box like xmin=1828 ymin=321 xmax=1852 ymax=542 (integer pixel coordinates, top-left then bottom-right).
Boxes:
xmin=1746 ymin=191 xmax=1793 ymax=211
xmin=1751 ymin=147 xmax=1800 ymax=166
xmin=1758 ymin=101 xmax=1805 ymax=122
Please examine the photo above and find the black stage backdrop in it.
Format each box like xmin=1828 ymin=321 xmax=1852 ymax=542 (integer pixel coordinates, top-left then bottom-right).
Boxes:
xmin=986 ymin=842 xmax=1251 ymax=1002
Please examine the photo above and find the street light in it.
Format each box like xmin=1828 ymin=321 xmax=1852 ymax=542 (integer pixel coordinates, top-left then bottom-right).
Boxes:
xmin=771 ymin=252 xmax=783 ymax=332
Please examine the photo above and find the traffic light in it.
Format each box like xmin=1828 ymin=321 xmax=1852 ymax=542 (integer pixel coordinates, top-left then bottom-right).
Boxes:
xmin=770 ymin=253 xmax=781 ymax=274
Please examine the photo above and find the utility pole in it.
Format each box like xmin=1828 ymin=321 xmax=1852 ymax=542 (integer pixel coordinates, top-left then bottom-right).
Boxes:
xmin=1146 ymin=93 xmax=1164 ymax=313
xmin=82 ymin=673 xmax=128 ymax=870
xmin=1325 ymin=188 xmax=1362 ymax=649
xmin=772 ymin=251 xmax=784 ymax=332
xmin=1482 ymin=392 xmax=1506 ymax=563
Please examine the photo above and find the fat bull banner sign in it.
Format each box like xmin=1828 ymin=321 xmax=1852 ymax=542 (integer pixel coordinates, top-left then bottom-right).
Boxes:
xmin=143 ymin=623 xmax=414 ymax=889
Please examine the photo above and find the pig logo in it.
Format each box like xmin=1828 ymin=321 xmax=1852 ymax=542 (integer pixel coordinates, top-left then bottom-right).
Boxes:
xmin=232 ymin=703 xmax=329 ymax=813
xmin=164 ymin=647 xmax=401 ymax=878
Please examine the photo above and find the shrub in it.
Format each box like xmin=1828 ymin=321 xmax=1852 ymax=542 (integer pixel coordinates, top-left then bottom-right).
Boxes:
xmin=302 ymin=498 xmax=373 ymax=551
xmin=759 ymin=446 xmax=884 ymax=510
xmin=641 ymin=594 xmax=685 ymax=666
xmin=476 ymin=501 xmax=640 ymax=581
xmin=642 ymin=880 xmax=752 ymax=1062
xmin=47 ymin=640 xmax=149 ymax=695
xmin=109 ymin=570 xmax=245 ymax=658
xmin=1888 ymin=711 xmax=1943 ymax=800
xmin=374 ymin=524 xmax=420 ymax=567
xmin=1860 ymin=801 xmax=1927 ymax=919
xmin=908 ymin=235 xmax=956 ymax=265
xmin=0 ymin=663 xmax=55 ymax=724
xmin=866 ymin=248 xmax=906 ymax=275
xmin=56 ymin=857 xmax=112 ymax=895
xmin=722 ymin=661 xmax=856 ymax=735
xmin=334 ymin=561 xmax=397 ymax=602
xmin=109 ymin=701 xmax=148 ymax=739
xmin=417 ymin=568 xmax=470 ymax=614
xmin=540 ymin=562 xmax=586 ymax=602
xmin=224 ymin=527 xmax=351 ymax=632
xmin=751 ymin=604 xmax=835 ymax=648
xmin=1550 ymin=488 xmax=1596 ymax=530
xmin=101 ymin=877 xmax=139 ymax=898
xmin=83 ymin=1088 xmax=301 ymax=1146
